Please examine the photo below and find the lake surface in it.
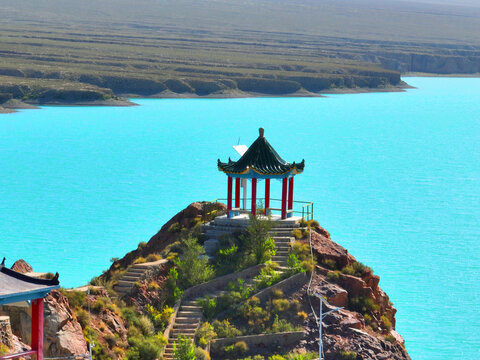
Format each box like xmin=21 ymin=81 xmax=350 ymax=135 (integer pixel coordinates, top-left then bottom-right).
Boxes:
xmin=1 ymin=77 xmax=479 ymax=359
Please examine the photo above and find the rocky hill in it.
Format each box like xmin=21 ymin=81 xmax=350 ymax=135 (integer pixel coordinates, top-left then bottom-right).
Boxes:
xmin=1 ymin=202 xmax=410 ymax=360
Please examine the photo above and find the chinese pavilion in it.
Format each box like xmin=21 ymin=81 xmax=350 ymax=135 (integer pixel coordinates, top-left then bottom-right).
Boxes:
xmin=0 ymin=259 xmax=59 ymax=360
xmin=218 ymin=128 xmax=305 ymax=219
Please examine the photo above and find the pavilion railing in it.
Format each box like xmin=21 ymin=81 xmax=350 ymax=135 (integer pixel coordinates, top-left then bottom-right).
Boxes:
xmin=203 ymin=198 xmax=314 ymax=222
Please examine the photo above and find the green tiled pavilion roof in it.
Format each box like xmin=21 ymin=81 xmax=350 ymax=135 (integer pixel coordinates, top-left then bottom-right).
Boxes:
xmin=218 ymin=128 xmax=305 ymax=176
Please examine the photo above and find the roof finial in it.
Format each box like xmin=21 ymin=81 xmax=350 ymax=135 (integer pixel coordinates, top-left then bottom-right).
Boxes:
xmin=259 ymin=127 xmax=264 ymax=137
xmin=1 ymin=257 xmax=5 ymax=266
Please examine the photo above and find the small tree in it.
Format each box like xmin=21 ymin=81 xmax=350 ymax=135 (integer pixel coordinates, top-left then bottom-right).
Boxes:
xmin=173 ymin=335 xmax=196 ymax=360
xmin=175 ymin=236 xmax=215 ymax=288
xmin=241 ymin=215 xmax=275 ymax=264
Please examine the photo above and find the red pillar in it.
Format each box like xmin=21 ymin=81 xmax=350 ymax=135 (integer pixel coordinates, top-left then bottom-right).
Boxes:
xmin=235 ymin=178 xmax=241 ymax=209
xmin=281 ymin=177 xmax=288 ymax=219
xmin=251 ymin=178 xmax=257 ymax=216
xmin=264 ymin=179 xmax=270 ymax=215
xmin=31 ymin=298 xmax=44 ymax=360
xmin=227 ymin=176 xmax=233 ymax=218
xmin=288 ymin=177 xmax=294 ymax=214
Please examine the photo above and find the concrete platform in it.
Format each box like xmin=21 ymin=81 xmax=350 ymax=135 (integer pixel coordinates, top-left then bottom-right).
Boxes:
xmin=214 ymin=214 xmax=302 ymax=226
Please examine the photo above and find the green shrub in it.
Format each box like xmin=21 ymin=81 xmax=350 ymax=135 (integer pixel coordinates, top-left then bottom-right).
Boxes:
xmin=127 ymin=334 xmax=165 ymax=360
xmin=352 ymin=262 xmax=369 ymax=276
xmin=122 ymin=307 xmax=142 ymax=328
xmin=241 ymin=215 xmax=275 ymax=264
xmin=287 ymin=253 xmax=301 ymax=270
xmin=297 ymin=311 xmax=308 ymax=320
xmin=308 ymin=220 xmax=320 ymax=227
xmin=254 ymin=263 xmax=281 ymax=289
xmin=227 ymin=278 xmax=254 ymax=300
xmin=381 ymin=315 xmax=392 ymax=331
xmin=327 ymin=270 xmax=342 ymax=282
xmin=270 ymin=315 xmax=294 ymax=332
xmin=272 ymin=299 xmax=290 ymax=313
xmin=198 ymin=296 xmax=217 ymax=321
xmin=175 ymin=236 xmax=215 ymax=288
xmin=320 ymin=259 xmax=337 ymax=270
xmin=237 ymin=297 xmax=270 ymax=333
xmin=195 ymin=347 xmax=210 ymax=360
xmin=75 ymin=308 xmax=90 ymax=328
xmin=92 ymin=298 xmax=107 ymax=313
xmin=145 ymin=304 xmax=173 ymax=330
xmin=61 ymin=289 xmax=86 ymax=309
xmin=134 ymin=257 xmax=146 ymax=264
xmin=338 ymin=350 xmax=357 ymax=360
xmin=269 ymin=355 xmax=285 ymax=360
xmin=385 ymin=334 xmax=396 ymax=343
xmin=213 ymin=319 xmax=242 ymax=338
xmin=104 ymin=333 xmax=118 ymax=348
xmin=168 ymin=222 xmax=185 ymax=233
xmin=173 ymin=335 xmax=196 ymax=360
xmin=341 ymin=265 xmax=355 ymax=275
xmin=146 ymin=254 xmax=161 ymax=262
xmin=195 ymin=322 xmax=217 ymax=348
xmin=166 ymin=268 xmax=183 ymax=305
xmin=138 ymin=241 xmax=147 ymax=249
xmin=292 ymin=229 xmax=304 ymax=240
xmin=217 ymin=291 xmax=243 ymax=313
xmin=349 ymin=296 xmax=378 ymax=313
xmin=137 ymin=315 xmax=154 ymax=336
xmin=224 ymin=341 xmax=248 ymax=356
xmin=290 ymin=242 xmax=311 ymax=262
xmin=272 ymin=289 xmax=284 ymax=299
xmin=284 ymin=352 xmax=317 ymax=360
xmin=216 ymin=244 xmax=241 ymax=274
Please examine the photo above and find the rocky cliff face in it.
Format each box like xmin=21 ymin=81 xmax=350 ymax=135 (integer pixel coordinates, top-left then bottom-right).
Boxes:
xmin=43 ymin=291 xmax=88 ymax=356
xmin=300 ymin=226 xmax=410 ymax=360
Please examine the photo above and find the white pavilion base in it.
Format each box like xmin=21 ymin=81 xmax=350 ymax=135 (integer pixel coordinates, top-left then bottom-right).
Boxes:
xmin=217 ymin=213 xmax=302 ymax=226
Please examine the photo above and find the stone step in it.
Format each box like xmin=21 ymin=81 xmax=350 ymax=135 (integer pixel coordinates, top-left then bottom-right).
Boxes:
xmin=122 ymin=275 xmax=141 ymax=281
xmin=117 ymin=279 xmax=136 ymax=287
xmin=173 ymin=323 xmax=198 ymax=329
xmin=125 ymin=268 xmax=145 ymax=275
xmin=170 ymin=330 xmax=196 ymax=337
xmin=175 ymin=317 xmax=201 ymax=324
xmin=176 ymin=311 xmax=202 ymax=318
xmin=182 ymin=300 xmax=199 ymax=306
xmin=180 ymin=305 xmax=202 ymax=311
xmin=170 ymin=331 xmax=196 ymax=338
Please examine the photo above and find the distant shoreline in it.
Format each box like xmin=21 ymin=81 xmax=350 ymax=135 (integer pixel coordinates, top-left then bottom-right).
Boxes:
xmin=0 ymin=84 xmax=410 ymax=113
xmin=403 ymin=72 xmax=480 ymax=78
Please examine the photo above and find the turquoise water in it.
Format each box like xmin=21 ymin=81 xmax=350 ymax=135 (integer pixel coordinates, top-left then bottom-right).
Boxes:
xmin=1 ymin=77 xmax=479 ymax=359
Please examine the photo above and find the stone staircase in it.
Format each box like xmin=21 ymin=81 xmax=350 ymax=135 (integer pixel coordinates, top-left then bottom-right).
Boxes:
xmin=114 ymin=259 xmax=168 ymax=297
xmin=163 ymin=235 xmax=294 ymax=359
xmin=163 ymin=216 xmax=298 ymax=359
xmin=270 ymin=236 xmax=293 ymax=268
xmin=202 ymin=214 xmax=299 ymax=258
xmin=163 ymin=299 xmax=203 ymax=360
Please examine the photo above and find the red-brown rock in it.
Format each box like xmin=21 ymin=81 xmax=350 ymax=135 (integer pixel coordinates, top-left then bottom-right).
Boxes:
xmin=44 ymin=291 xmax=88 ymax=356
xmin=311 ymin=230 xmax=352 ymax=268
xmin=311 ymin=277 xmax=348 ymax=308
xmin=340 ymin=274 xmax=369 ymax=297
xmin=10 ymin=260 xmax=33 ymax=274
